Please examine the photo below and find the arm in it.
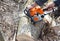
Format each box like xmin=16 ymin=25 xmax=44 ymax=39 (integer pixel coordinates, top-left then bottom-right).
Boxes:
xmin=35 ymin=0 xmax=47 ymax=6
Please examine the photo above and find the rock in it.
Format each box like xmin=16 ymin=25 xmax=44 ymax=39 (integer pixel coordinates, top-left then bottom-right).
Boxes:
xmin=0 ymin=32 xmax=4 ymax=41
xmin=17 ymin=34 xmax=36 ymax=41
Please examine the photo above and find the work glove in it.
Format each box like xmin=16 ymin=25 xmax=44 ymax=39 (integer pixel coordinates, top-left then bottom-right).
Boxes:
xmin=44 ymin=2 xmax=55 ymax=11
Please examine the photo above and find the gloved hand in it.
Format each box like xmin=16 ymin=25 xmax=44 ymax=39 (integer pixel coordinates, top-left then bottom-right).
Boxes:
xmin=24 ymin=5 xmax=33 ymax=14
xmin=24 ymin=2 xmax=38 ymax=13
xmin=45 ymin=2 xmax=55 ymax=11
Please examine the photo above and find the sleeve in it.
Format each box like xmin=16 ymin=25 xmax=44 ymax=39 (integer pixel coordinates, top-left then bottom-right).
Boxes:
xmin=54 ymin=0 xmax=60 ymax=6
xmin=35 ymin=0 xmax=43 ymax=6
xmin=35 ymin=0 xmax=47 ymax=6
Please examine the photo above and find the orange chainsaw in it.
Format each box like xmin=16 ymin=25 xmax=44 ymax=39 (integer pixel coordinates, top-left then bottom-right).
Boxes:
xmin=24 ymin=6 xmax=49 ymax=24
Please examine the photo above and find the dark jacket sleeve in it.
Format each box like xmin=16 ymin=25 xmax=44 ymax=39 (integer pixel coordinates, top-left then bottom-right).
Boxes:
xmin=35 ymin=0 xmax=47 ymax=6
xmin=54 ymin=0 xmax=60 ymax=6
xmin=35 ymin=0 xmax=43 ymax=6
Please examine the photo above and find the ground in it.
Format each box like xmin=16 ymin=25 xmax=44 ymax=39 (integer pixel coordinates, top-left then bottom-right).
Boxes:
xmin=0 ymin=0 xmax=60 ymax=41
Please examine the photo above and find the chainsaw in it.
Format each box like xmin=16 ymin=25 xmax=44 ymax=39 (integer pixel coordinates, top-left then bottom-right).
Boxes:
xmin=24 ymin=6 xmax=57 ymax=24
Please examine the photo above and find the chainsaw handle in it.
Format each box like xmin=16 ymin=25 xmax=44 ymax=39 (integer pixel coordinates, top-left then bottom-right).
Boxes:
xmin=24 ymin=9 xmax=28 ymax=14
xmin=43 ymin=7 xmax=53 ymax=11
xmin=43 ymin=7 xmax=55 ymax=12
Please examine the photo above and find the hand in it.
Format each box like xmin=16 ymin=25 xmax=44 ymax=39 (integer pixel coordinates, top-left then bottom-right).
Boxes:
xmin=24 ymin=5 xmax=34 ymax=14
xmin=26 ymin=2 xmax=37 ymax=10
xmin=45 ymin=2 xmax=55 ymax=11
xmin=26 ymin=5 xmax=33 ymax=10
xmin=24 ymin=2 xmax=37 ymax=14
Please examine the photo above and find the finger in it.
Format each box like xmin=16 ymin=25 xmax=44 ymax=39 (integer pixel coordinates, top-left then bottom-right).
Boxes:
xmin=48 ymin=8 xmax=53 ymax=11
